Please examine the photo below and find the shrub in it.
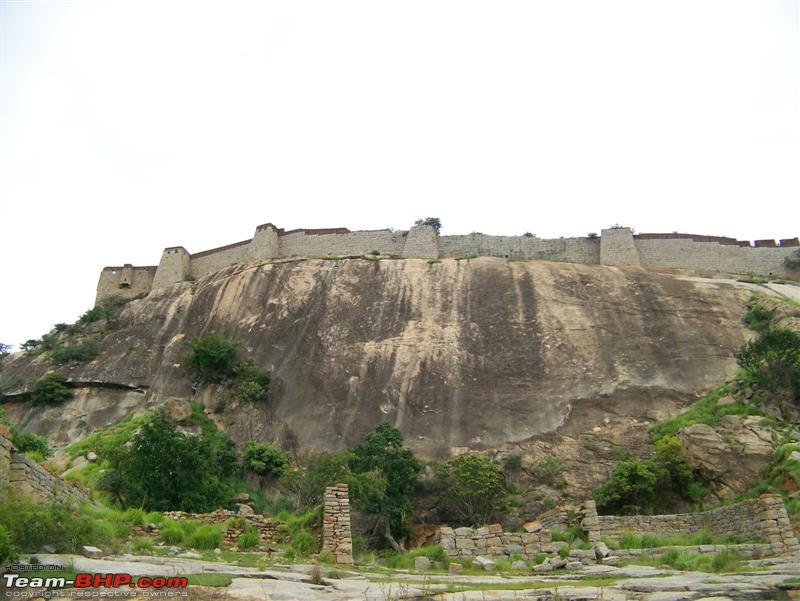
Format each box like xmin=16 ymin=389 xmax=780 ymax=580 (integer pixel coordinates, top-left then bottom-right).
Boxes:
xmin=237 ymin=528 xmax=260 ymax=550
xmin=233 ymin=361 xmax=271 ymax=401
xmin=49 ymin=340 xmax=102 ymax=364
xmin=530 ymin=455 xmax=565 ymax=483
xmin=13 ymin=431 xmax=52 ymax=457
xmin=0 ymin=524 xmax=17 ymax=567
xmin=243 ymin=442 xmax=290 ymax=477
xmin=735 ymin=328 xmax=800 ymax=401
xmin=785 ymin=249 xmax=800 ymax=271
xmin=160 ymin=523 xmax=184 ymax=544
xmin=593 ymin=458 xmax=663 ymax=514
xmin=280 ymin=452 xmax=353 ymax=509
xmin=187 ymin=525 xmax=222 ymax=550
xmin=30 ymin=372 xmax=73 ymax=406
xmin=502 ymin=453 xmax=523 ymax=473
xmin=433 ymin=454 xmax=510 ymax=526
xmin=743 ymin=300 xmax=775 ymax=332
xmin=185 ymin=333 xmax=240 ymax=383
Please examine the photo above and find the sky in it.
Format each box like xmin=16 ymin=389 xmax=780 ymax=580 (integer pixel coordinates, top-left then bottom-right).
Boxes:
xmin=0 ymin=0 xmax=798 ymax=348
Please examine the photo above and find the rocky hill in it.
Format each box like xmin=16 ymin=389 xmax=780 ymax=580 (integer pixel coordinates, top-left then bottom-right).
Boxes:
xmin=3 ymin=257 xmax=769 ymax=473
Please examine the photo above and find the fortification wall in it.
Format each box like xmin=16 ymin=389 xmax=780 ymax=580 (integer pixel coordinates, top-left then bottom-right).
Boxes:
xmin=439 ymin=235 xmax=600 ymax=263
xmin=95 ymin=265 xmax=156 ymax=305
xmin=635 ymin=238 xmax=797 ymax=276
xmin=0 ymin=427 xmax=90 ymax=505
xmin=96 ymin=221 xmax=798 ymax=302
xmin=190 ymin=240 xmax=252 ymax=280
xmin=279 ymin=229 xmax=406 ymax=258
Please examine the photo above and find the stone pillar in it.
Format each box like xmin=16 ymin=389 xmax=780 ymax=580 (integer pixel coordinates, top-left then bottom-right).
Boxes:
xmin=402 ymin=225 xmax=439 ymax=260
xmin=758 ymin=494 xmax=799 ymax=553
xmin=579 ymin=499 xmax=601 ymax=543
xmin=152 ymin=247 xmax=191 ymax=289
xmin=600 ymin=227 xmax=641 ymax=267
xmin=322 ymin=483 xmax=354 ymax=565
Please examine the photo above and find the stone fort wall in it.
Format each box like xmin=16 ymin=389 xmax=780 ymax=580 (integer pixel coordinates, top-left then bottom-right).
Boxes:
xmin=96 ymin=223 xmax=799 ymax=304
xmin=0 ymin=426 xmax=90 ymax=506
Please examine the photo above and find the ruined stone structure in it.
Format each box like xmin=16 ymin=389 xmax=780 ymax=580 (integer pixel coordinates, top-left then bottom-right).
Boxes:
xmin=96 ymin=223 xmax=799 ymax=303
xmin=322 ymin=484 xmax=354 ymax=565
xmin=0 ymin=426 xmax=89 ymax=505
xmin=437 ymin=495 xmax=798 ymax=563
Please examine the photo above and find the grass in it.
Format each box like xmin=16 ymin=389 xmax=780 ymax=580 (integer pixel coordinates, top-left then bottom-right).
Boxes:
xmin=628 ymin=548 xmax=747 ymax=573
xmin=376 ymin=545 xmax=449 ymax=570
xmin=649 ymin=384 xmax=763 ymax=442
xmin=185 ymin=574 xmax=233 ymax=587
xmin=65 ymin=411 xmax=154 ymax=459
xmin=612 ymin=530 xmax=747 ymax=549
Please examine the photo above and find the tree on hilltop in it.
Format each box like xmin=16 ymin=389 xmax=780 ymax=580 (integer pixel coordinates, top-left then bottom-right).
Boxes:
xmin=414 ymin=217 xmax=442 ymax=235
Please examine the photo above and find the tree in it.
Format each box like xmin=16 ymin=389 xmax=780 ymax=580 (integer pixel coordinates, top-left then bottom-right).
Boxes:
xmin=243 ymin=442 xmax=290 ymax=478
xmin=30 ymin=373 xmax=73 ymax=406
xmin=349 ymin=423 xmax=422 ymax=551
xmin=414 ymin=217 xmax=442 ymax=235
xmin=735 ymin=328 xmax=800 ymax=401
xmin=280 ymin=452 xmax=354 ymax=509
xmin=185 ymin=332 xmax=240 ymax=383
xmin=105 ymin=414 xmax=236 ymax=511
xmin=0 ymin=343 xmax=10 ymax=360
xmin=593 ymin=458 xmax=664 ymax=514
xmin=433 ymin=455 xmax=510 ymax=526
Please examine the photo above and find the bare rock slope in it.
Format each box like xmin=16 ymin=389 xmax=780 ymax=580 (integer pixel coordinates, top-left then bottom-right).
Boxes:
xmin=5 ymin=258 xmax=757 ymax=460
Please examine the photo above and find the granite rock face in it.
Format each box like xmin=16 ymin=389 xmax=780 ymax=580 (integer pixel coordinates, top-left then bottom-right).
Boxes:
xmin=4 ymin=258 xmax=756 ymax=462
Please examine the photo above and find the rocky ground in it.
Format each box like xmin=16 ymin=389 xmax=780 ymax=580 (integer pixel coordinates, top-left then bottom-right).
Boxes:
xmin=8 ymin=552 xmax=800 ymax=600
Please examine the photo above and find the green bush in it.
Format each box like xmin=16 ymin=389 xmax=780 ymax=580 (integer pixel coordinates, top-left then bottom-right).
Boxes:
xmin=735 ymin=328 xmax=800 ymax=401
xmin=414 ymin=217 xmax=442 ymax=235
xmin=160 ymin=523 xmax=184 ymax=544
xmin=743 ymin=300 xmax=775 ymax=332
xmin=530 ymin=455 xmax=565 ymax=483
xmin=30 ymin=372 xmax=73 ymax=406
xmin=185 ymin=332 xmax=240 ymax=383
xmin=502 ymin=454 xmax=523 ymax=472
xmin=0 ymin=524 xmax=17 ymax=567
xmin=237 ymin=528 xmax=260 ymax=550
xmin=187 ymin=525 xmax=222 ymax=550
xmin=13 ymin=430 xmax=52 ymax=457
xmin=233 ymin=361 xmax=271 ymax=402
xmin=243 ymin=442 xmax=289 ymax=477
xmin=433 ymin=454 xmax=510 ymax=526
xmin=49 ymin=340 xmax=102 ymax=364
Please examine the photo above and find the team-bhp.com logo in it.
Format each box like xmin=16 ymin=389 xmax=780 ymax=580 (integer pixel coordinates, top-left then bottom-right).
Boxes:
xmin=3 ymin=572 xmax=189 ymax=598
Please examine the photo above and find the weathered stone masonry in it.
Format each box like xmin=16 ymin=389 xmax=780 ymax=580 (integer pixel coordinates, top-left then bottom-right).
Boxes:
xmin=0 ymin=426 xmax=89 ymax=505
xmin=96 ymin=223 xmax=799 ymax=303
xmin=322 ymin=484 xmax=354 ymax=565
xmin=438 ymin=495 xmax=798 ymax=562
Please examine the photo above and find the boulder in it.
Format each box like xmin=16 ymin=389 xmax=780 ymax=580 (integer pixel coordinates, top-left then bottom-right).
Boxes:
xmin=522 ymin=520 xmax=542 ymax=533
xmin=234 ymin=492 xmax=251 ymax=503
xmin=533 ymin=562 xmax=553 ymax=572
xmin=448 ymin=562 xmax=463 ymax=574
xmin=180 ymin=550 xmax=203 ymax=559
xmin=594 ymin=541 xmax=610 ymax=558
xmin=81 ymin=545 xmax=103 ymax=559
xmin=511 ymin=560 xmax=527 ymax=570
xmin=679 ymin=416 xmax=774 ymax=499
xmin=473 ymin=556 xmax=496 ymax=570
xmin=566 ymin=561 xmax=584 ymax=570
xmin=162 ymin=397 xmax=192 ymax=422
xmin=237 ymin=503 xmax=255 ymax=516
xmin=85 ymin=452 xmax=98 ymax=462
xmin=414 ymin=556 xmax=431 ymax=571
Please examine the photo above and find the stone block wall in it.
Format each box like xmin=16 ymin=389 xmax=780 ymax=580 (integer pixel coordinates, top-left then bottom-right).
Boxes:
xmin=162 ymin=509 xmax=278 ymax=552
xmin=438 ymin=520 xmax=554 ymax=560
xmin=0 ymin=429 xmax=89 ymax=506
xmin=585 ymin=494 xmax=798 ymax=553
xmin=322 ymin=484 xmax=354 ymax=565
xmin=97 ymin=220 xmax=798 ymax=302
xmin=95 ymin=265 xmax=157 ymax=305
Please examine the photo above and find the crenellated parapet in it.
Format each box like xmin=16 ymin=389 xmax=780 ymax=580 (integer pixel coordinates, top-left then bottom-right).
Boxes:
xmin=95 ymin=222 xmax=799 ymax=304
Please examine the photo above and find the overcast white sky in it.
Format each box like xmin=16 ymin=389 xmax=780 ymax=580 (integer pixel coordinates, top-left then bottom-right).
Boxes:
xmin=0 ymin=0 xmax=798 ymax=348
